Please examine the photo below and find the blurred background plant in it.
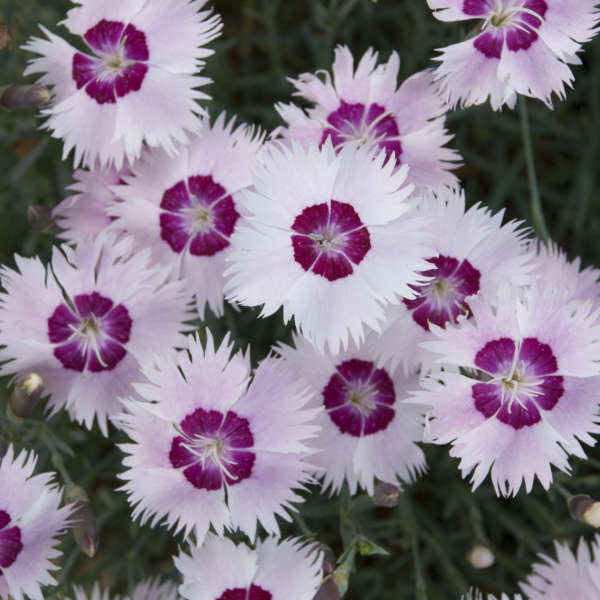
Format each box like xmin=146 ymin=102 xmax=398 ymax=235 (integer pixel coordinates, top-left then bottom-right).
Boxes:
xmin=1 ymin=1 xmax=600 ymax=598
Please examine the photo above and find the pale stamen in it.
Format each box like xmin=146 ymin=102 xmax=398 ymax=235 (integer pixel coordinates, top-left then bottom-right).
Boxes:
xmin=173 ymin=424 xmax=239 ymax=482
xmin=67 ymin=315 xmax=108 ymax=368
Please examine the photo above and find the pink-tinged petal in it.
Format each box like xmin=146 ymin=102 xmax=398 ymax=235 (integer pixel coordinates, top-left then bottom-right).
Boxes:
xmin=212 ymin=196 xmax=240 ymax=236
xmin=161 ymin=180 xmax=191 ymax=212
xmin=190 ymin=230 xmax=229 ymax=256
xmin=312 ymin=252 xmax=354 ymax=280
xmin=518 ymin=337 xmax=558 ymax=375
xmin=72 ymin=52 xmax=98 ymax=89
xmin=474 ymin=30 xmax=504 ymax=59
xmin=85 ymin=76 xmax=116 ymax=104
xmin=103 ymin=304 xmax=133 ymax=344
xmin=87 ymin=337 xmax=127 ymax=372
xmin=0 ymin=524 xmax=23 ymax=569
xmin=47 ymin=303 xmax=78 ymax=343
xmin=330 ymin=199 xmax=363 ymax=233
xmin=223 ymin=451 xmax=255 ymax=486
xmin=427 ymin=0 xmax=490 ymax=21
xmin=183 ymin=461 xmax=223 ymax=491
xmin=188 ymin=175 xmax=227 ymax=205
xmin=291 ymin=203 xmax=329 ymax=234
xmin=115 ymin=62 xmax=148 ymax=98
xmin=122 ymin=23 xmax=149 ymax=61
xmin=160 ymin=213 xmax=190 ymax=253
xmin=84 ymin=19 xmax=125 ymax=53
xmin=74 ymin=291 xmax=114 ymax=318
xmin=180 ymin=408 xmax=224 ymax=439
xmin=54 ymin=340 xmax=87 ymax=372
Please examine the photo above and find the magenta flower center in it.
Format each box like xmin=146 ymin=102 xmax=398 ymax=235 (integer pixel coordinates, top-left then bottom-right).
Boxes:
xmin=472 ymin=337 xmax=564 ymax=429
xmin=467 ymin=0 xmax=548 ymax=59
xmin=0 ymin=510 xmax=23 ymax=573
xmin=320 ymin=100 xmax=402 ymax=167
xmin=47 ymin=291 xmax=132 ymax=373
xmin=160 ymin=175 xmax=240 ymax=257
xmin=72 ymin=19 xmax=149 ymax=105
xmin=404 ymin=255 xmax=481 ymax=331
xmin=169 ymin=407 xmax=255 ymax=491
xmin=323 ymin=359 xmax=395 ymax=437
xmin=216 ymin=585 xmax=272 ymax=600
xmin=291 ymin=200 xmax=371 ymax=281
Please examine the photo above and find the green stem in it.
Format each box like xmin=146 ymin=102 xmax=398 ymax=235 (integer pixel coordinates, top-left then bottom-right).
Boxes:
xmin=519 ymin=96 xmax=550 ymax=243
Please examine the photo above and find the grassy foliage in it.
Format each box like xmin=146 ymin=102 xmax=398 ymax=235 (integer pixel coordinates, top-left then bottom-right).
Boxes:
xmin=1 ymin=1 xmax=600 ymax=598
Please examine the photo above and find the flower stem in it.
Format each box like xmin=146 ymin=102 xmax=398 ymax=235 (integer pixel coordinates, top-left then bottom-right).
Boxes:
xmin=519 ymin=96 xmax=550 ymax=243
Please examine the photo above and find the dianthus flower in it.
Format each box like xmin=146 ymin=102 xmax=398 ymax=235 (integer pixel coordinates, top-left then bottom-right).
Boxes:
xmin=118 ymin=333 xmax=319 ymax=545
xmin=275 ymin=45 xmax=460 ymax=193
xmin=277 ymin=333 xmax=426 ymax=495
xmin=377 ymin=189 xmax=532 ymax=372
xmin=23 ymin=0 xmax=222 ymax=167
xmin=70 ymin=578 xmax=178 ymax=600
xmin=520 ymin=535 xmax=600 ymax=599
xmin=174 ymin=535 xmax=322 ymax=600
xmin=0 ymin=446 xmax=72 ymax=600
xmin=53 ymin=160 xmax=132 ymax=244
xmin=225 ymin=141 xmax=432 ymax=353
xmin=0 ymin=233 xmax=188 ymax=434
xmin=427 ymin=0 xmax=600 ymax=109
xmin=413 ymin=284 xmax=600 ymax=496
xmin=111 ymin=112 xmax=264 ymax=317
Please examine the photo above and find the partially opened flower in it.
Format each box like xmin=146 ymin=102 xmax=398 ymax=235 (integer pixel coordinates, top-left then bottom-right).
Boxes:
xmin=225 ymin=141 xmax=433 ymax=353
xmin=0 ymin=233 xmax=189 ymax=434
xmin=275 ymin=45 xmax=460 ymax=192
xmin=118 ymin=333 xmax=319 ymax=545
xmin=0 ymin=445 xmax=72 ymax=600
xmin=377 ymin=188 xmax=532 ymax=372
xmin=110 ymin=112 xmax=265 ymax=317
xmin=427 ymin=0 xmax=600 ymax=109
xmin=521 ymin=535 xmax=600 ymax=599
xmin=70 ymin=578 xmax=178 ymax=600
xmin=53 ymin=160 xmax=132 ymax=244
xmin=277 ymin=333 xmax=426 ymax=495
xmin=174 ymin=535 xmax=322 ymax=600
xmin=413 ymin=284 xmax=600 ymax=496
xmin=23 ymin=0 xmax=222 ymax=167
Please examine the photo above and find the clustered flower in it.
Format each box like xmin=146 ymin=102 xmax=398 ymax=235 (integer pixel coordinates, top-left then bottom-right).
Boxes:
xmin=1 ymin=0 xmax=599 ymax=597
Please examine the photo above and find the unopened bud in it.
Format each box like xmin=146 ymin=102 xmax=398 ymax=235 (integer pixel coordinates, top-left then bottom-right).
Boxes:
xmin=312 ymin=543 xmax=341 ymax=600
xmin=0 ymin=23 xmax=12 ymax=50
xmin=9 ymin=373 xmax=44 ymax=419
xmin=372 ymin=481 xmax=401 ymax=508
xmin=569 ymin=494 xmax=600 ymax=528
xmin=466 ymin=543 xmax=495 ymax=569
xmin=66 ymin=483 xmax=99 ymax=558
xmin=27 ymin=205 xmax=55 ymax=231
xmin=313 ymin=577 xmax=340 ymax=600
xmin=0 ymin=84 xmax=51 ymax=110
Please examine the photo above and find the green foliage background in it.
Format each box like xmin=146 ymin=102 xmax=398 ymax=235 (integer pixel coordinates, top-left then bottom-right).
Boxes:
xmin=1 ymin=1 xmax=600 ymax=598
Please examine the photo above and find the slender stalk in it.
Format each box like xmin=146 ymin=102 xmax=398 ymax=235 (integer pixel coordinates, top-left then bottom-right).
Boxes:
xmin=519 ymin=96 xmax=550 ymax=243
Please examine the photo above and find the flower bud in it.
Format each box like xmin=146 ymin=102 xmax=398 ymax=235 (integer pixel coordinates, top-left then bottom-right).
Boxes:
xmin=0 ymin=23 xmax=12 ymax=50
xmin=466 ymin=543 xmax=495 ymax=569
xmin=568 ymin=494 xmax=600 ymax=528
xmin=9 ymin=373 xmax=44 ymax=419
xmin=312 ymin=544 xmax=340 ymax=600
xmin=27 ymin=205 xmax=55 ymax=231
xmin=372 ymin=481 xmax=401 ymax=508
xmin=0 ymin=84 xmax=51 ymax=110
xmin=65 ymin=483 xmax=99 ymax=558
